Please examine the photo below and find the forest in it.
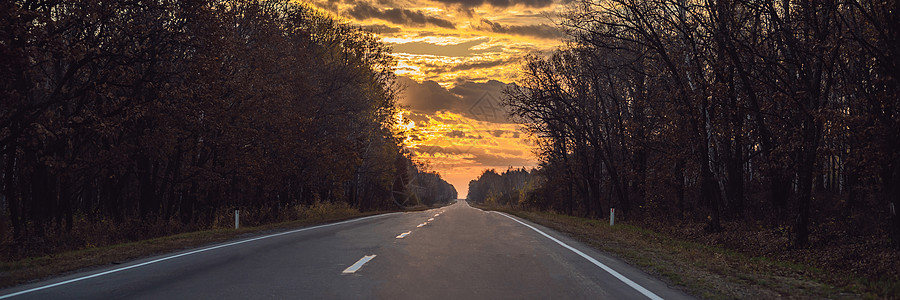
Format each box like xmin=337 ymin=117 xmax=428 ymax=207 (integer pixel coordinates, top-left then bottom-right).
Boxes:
xmin=0 ymin=0 xmax=456 ymax=258
xmin=470 ymin=0 xmax=898 ymax=254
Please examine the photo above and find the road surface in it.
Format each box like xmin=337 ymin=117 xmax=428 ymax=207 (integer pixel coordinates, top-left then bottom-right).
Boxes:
xmin=0 ymin=200 xmax=694 ymax=299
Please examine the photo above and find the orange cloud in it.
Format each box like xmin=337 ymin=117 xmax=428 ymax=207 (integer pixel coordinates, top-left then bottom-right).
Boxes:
xmin=307 ymin=0 xmax=563 ymax=196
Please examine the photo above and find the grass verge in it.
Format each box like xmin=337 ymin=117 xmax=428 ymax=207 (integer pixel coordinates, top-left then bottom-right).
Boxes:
xmin=0 ymin=203 xmax=447 ymax=290
xmin=480 ymin=206 xmax=886 ymax=299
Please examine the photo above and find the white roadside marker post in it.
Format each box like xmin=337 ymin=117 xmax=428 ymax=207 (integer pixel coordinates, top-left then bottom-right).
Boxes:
xmin=235 ymin=210 xmax=240 ymax=229
xmin=609 ymin=207 xmax=615 ymax=226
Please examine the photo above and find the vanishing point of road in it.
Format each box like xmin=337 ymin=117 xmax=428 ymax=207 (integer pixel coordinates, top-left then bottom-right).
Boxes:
xmin=0 ymin=200 xmax=694 ymax=299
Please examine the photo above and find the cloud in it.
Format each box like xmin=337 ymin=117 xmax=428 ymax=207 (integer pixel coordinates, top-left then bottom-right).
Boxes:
xmin=311 ymin=0 xmax=341 ymax=12
xmin=448 ymin=58 xmax=517 ymax=72
xmin=430 ymin=0 xmax=553 ymax=8
xmin=413 ymin=143 xmax=531 ymax=167
xmin=466 ymin=152 xmax=534 ymax=166
xmin=447 ymin=130 xmax=466 ymax=138
xmin=478 ymin=19 xmax=563 ymax=39
xmin=488 ymin=147 xmax=524 ymax=156
xmin=416 ymin=57 xmax=516 ymax=74
xmin=398 ymin=76 xmax=460 ymax=114
xmin=446 ymin=129 xmax=482 ymax=139
xmin=398 ymin=76 xmax=518 ymax=123
xmin=360 ymin=24 xmax=403 ymax=34
xmin=450 ymin=80 xmax=516 ymax=123
xmin=391 ymin=38 xmax=501 ymax=57
xmin=346 ymin=2 xmax=456 ymax=28
xmin=412 ymin=144 xmax=471 ymax=156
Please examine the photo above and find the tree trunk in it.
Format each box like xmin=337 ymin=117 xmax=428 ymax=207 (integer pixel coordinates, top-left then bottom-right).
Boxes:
xmin=700 ymin=97 xmax=722 ymax=232
xmin=60 ymin=177 xmax=73 ymax=232
xmin=675 ymin=158 xmax=686 ymax=218
xmin=888 ymin=156 xmax=900 ymax=248
xmin=3 ymin=144 xmax=21 ymax=238
xmin=138 ymin=154 xmax=158 ymax=219
xmin=795 ymin=116 xmax=822 ymax=248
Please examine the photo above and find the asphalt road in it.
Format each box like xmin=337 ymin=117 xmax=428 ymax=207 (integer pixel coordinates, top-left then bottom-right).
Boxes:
xmin=0 ymin=200 xmax=694 ymax=299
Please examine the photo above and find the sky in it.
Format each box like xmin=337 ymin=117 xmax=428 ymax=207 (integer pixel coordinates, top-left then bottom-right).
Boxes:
xmin=307 ymin=0 xmax=567 ymax=197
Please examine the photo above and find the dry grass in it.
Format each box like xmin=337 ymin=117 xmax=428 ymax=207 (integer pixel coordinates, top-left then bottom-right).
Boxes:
xmin=481 ymin=206 xmax=891 ymax=299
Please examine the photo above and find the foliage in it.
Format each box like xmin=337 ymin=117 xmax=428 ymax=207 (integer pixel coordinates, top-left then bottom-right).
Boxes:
xmin=402 ymin=158 xmax=458 ymax=206
xmin=0 ymin=0 xmax=453 ymax=257
xmin=502 ymin=0 xmax=900 ymax=251
xmin=467 ymin=168 xmax=536 ymax=208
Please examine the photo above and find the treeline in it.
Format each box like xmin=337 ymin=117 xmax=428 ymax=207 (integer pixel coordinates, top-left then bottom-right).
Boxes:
xmin=499 ymin=0 xmax=898 ymax=248
xmin=402 ymin=163 xmax=458 ymax=207
xmin=467 ymin=168 xmax=539 ymax=207
xmin=0 ymin=0 xmax=453 ymax=253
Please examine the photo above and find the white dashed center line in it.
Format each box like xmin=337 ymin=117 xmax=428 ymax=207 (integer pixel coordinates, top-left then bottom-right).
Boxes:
xmin=427 ymin=218 xmax=434 ymax=221
xmin=417 ymin=223 xmax=427 ymax=227
xmin=342 ymin=255 xmax=376 ymax=274
xmin=396 ymin=231 xmax=411 ymax=239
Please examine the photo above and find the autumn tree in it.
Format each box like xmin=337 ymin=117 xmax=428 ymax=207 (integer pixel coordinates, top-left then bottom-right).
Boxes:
xmin=504 ymin=0 xmax=900 ymax=249
xmin=0 ymin=0 xmax=454 ymax=256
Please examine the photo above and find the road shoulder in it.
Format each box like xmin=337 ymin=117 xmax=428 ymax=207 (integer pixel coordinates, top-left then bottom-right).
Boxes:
xmin=476 ymin=206 xmax=863 ymax=299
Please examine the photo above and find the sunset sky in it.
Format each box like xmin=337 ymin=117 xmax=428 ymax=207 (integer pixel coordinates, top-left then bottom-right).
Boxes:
xmin=307 ymin=0 xmax=567 ymax=196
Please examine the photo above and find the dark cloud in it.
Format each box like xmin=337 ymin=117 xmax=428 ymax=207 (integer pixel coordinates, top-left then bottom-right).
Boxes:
xmin=313 ymin=0 xmax=341 ymax=13
xmin=398 ymin=76 xmax=517 ymax=123
xmin=346 ymin=2 xmax=455 ymax=28
xmin=457 ymin=7 xmax=476 ymax=18
xmin=412 ymin=145 xmax=471 ymax=156
xmin=466 ymin=153 xmax=533 ymax=166
xmin=359 ymin=24 xmax=402 ymax=34
xmin=398 ymin=77 xmax=459 ymax=114
xmin=413 ymin=145 xmax=531 ymax=167
xmin=449 ymin=58 xmax=517 ymax=72
xmin=447 ymin=130 xmax=466 ymax=138
xmin=462 ymin=148 xmax=533 ymax=166
xmin=445 ymin=129 xmax=483 ymax=139
xmin=430 ymin=0 xmax=552 ymax=8
xmin=450 ymin=80 xmax=515 ymax=123
xmin=417 ymin=58 xmax=516 ymax=74
xmin=486 ymin=147 xmax=524 ymax=156
xmin=391 ymin=38 xmax=501 ymax=57
xmin=478 ymin=19 xmax=563 ymax=39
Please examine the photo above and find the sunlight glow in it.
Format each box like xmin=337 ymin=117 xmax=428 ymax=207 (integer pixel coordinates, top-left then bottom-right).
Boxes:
xmin=306 ymin=0 xmax=561 ymax=195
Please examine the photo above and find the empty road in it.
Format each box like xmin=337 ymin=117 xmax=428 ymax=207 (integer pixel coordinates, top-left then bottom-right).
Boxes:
xmin=1 ymin=200 xmax=693 ymax=299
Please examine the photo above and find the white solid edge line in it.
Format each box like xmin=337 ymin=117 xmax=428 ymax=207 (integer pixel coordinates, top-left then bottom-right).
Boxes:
xmin=0 ymin=212 xmax=401 ymax=299
xmin=342 ymin=255 xmax=376 ymax=274
xmin=493 ymin=212 xmax=664 ymax=300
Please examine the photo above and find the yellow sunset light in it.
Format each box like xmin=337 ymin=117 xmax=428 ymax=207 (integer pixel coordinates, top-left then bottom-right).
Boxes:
xmin=306 ymin=0 xmax=557 ymax=195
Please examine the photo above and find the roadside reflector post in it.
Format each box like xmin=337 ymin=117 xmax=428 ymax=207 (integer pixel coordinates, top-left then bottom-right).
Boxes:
xmin=235 ymin=210 xmax=240 ymax=229
xmin=610 ymin=207 xmax=615 ymax=226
